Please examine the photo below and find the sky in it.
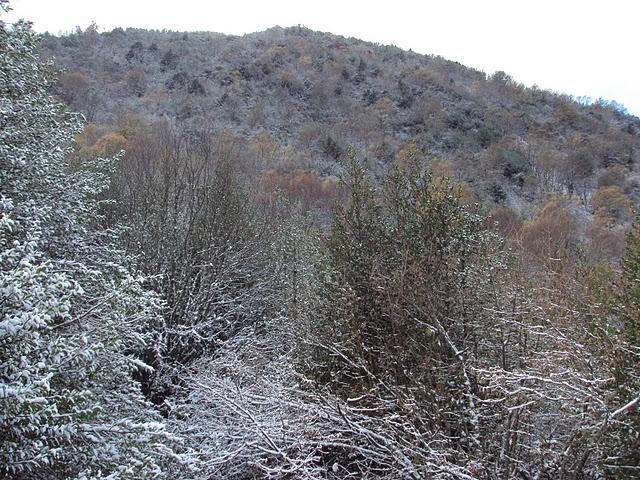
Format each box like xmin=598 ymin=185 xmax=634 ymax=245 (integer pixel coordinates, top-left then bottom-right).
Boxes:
xmin=4 ymin=0 xmax=639 ymax=117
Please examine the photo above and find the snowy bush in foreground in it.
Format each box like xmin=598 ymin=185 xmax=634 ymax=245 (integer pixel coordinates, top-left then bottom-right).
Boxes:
xmin=172 ymin=321 xmax=480 ymax=480
xmin=0 ymin=8 xmax=190 ymax=478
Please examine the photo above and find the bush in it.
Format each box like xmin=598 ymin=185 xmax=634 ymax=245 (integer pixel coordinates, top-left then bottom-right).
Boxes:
xmin=592 ymin=185 xmax=633 ymax=223
xmin=310 ymin=155 xmax=496 ymax=455
xmin=0 ymin=16 xmax=187 ymax=477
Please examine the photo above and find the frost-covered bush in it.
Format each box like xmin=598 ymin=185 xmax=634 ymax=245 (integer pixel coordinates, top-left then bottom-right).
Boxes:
xmin=0 ymin=8 xmax=189 ymax=478
xmin=172 ymin=322 xmax=478 ymax=480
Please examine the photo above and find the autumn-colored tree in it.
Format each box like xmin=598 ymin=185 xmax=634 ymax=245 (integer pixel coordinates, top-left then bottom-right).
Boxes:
xmin=591 ymin=185 xmax=633 ymax=224
xmin=260 ymin=168 xmax=342 ymax=210
xmin=56 ymin=70 xmax=90 ymax=105
xmin=249 ymin=130 xmax=280 ymax=167
xmin=55 ymin=70 xmax=100 ymax=120
xmin=124 ymin=67 xmax=147 ymax=97
xmin=586 ymin=214 xmax=627 ymax=262
xmin=597 ymin=164 xmax=629 ymax=189
xmin=531 ymin=144 xmax=565 ymax=193
xmin=520 ymin=198 xmax=579 ymax=268
xmin=78 ymin=131 xmax=127 ymax=159
xmin=416 ymin=95 xmax=446 ymax=136
xmin=489 ymin=206 xmax=523 ymax=240
xmin=370 ymin=96 xmax=394 ymax=130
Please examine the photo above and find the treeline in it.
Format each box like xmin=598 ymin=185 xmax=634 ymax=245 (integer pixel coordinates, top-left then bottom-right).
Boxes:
xmin=1 ymin=8 xmax=639 ymax=480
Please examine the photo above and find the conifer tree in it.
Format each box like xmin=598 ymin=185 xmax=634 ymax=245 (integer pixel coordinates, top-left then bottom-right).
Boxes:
xmin=605 ymin=215 xmax=640 ymax=476
xmin=0 ymin=5 xmax=187 ymax=477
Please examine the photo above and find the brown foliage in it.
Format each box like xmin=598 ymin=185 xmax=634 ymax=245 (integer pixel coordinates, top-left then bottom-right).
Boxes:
xmin=249 ymin=130 xmax=280 ymax=167
xmin=124 ymin=67 xmax=147 ymax=97
xmin=520 ymin=198 xmax=580 ymax=266
xmin=260 ymin=168 xmax=342 ymax=209
xmin=76 ymin=130 xmax=127 ymax=160
xmin=586 ymin=215 xmax=627 ymax=262
xmin=488 ymin=206 xmax=523 ymax=240
xmin=591 ymin=185 xmax=633 ymax=223
xmin=56 ymin=70 xmax=90 ymax=104
xmin=597 ymin=164 xmax=629 ymax=189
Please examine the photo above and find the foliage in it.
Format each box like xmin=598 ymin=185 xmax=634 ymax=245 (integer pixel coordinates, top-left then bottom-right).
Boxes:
xmin=519 ymin=198 xmax=579 ymax=267
xmin=592 ymin=185 xmax=633 ymax=223
xmin=100 ymin=122 xmax=287 ymax=408
xmin=0 ymin=13 xmax=189 ymax=478
xmin=306 ymin=154 xmax=498 ymax=468
xmin=604 ymin=218 xmax=640 ymax=475
xmin=39 ymin=24 xmax=640 ymax=240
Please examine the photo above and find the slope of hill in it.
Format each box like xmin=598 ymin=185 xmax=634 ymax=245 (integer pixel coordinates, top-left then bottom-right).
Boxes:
xmin=41 ymin=25 xmax=640 ymax=227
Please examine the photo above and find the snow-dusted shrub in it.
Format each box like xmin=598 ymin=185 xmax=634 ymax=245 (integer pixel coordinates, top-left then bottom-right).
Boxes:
xmin=0 ymin=9 xmax=191 ymax=478
xmin=172 ymin=321 xmax=479 ymax=479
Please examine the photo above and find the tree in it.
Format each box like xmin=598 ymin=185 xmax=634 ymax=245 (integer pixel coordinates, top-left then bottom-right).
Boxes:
xmin=0 ymin=9 xmax=188 ymax=477
xmin=591 ymin=185 xmax=633 ymax=224
xmin=308 ymin=153 xmax=498 ymax=469
xmin=520 ymin=198 xmax=579 ymax=268
xmin=604 ymin=217 xmax=640 ymax=476
xmin=101 ymin=122 xmax=285 ymax=407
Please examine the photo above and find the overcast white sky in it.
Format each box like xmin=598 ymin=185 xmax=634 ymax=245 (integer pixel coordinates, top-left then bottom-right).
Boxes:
xmin=5 ymin=0 xmax=639 ymax=116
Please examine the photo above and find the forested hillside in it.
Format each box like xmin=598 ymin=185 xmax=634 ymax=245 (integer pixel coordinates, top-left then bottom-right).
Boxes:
xmin=2 ymin=7 xmax=639 ymax=479
xmin=41 ymin=24 xmax=640 ymax=260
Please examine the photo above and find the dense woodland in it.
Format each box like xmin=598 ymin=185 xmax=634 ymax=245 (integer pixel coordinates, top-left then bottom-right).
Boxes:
xmin=1 ymin=3 xmax=639 ymax=479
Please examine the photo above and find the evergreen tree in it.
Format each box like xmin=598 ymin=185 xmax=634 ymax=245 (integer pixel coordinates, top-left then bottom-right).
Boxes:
xmin=604 ymin=215 xmax=640 ymax=476
xmin=0 ymin=6 xmax=188 ymax=477
xmin=310 ymin=152 xmax=497 ymax=459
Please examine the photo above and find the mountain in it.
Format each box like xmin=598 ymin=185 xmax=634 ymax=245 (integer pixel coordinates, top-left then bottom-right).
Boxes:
xmin=41 ymin=26 xmax=639 ymax=237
